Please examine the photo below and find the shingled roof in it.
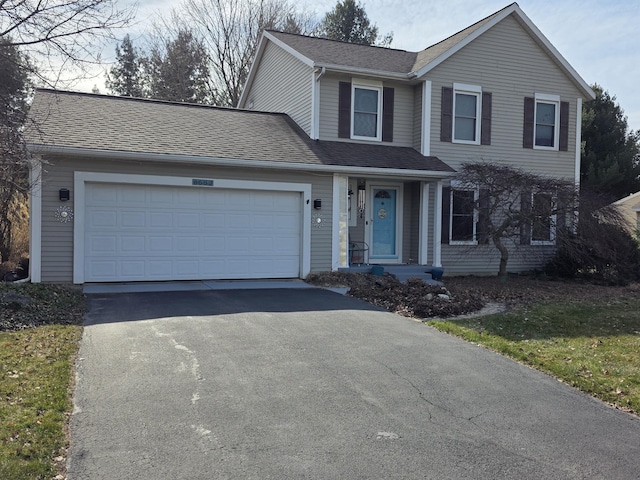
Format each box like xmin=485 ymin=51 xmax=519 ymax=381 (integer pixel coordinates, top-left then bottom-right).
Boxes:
xmin=242 ymin=3 xmax=594 ymax=104
xmin=26 ymin=89 xmax=454 ymax=175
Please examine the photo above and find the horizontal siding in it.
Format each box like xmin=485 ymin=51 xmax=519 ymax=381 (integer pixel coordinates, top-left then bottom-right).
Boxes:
xmin=428 ymin=15 xmax=584 ymax=180
xmin=441 ymin=244 xmax=556 ymax=276
xmin=319 ymin=73 xmax=415 ymax=147
xmin=245 ymin=42 xmax=313 ymax=136
xmin=39 ymin=156 xmax=334 ymax=282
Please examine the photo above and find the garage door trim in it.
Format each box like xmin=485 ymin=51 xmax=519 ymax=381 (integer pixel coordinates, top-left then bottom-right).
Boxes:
xmin=73 ymin=171 xmax=312 ymax=284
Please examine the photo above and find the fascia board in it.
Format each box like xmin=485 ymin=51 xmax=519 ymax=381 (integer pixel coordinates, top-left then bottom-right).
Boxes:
xmin=27 ymin=144 xmax=454 ymax=180
xmin=319 ymin=64 xmax=411 ymax=81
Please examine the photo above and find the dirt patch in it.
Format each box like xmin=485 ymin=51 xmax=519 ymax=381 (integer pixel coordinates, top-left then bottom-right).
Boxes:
xmin=306 ymin=271 xmax=638 ymax=320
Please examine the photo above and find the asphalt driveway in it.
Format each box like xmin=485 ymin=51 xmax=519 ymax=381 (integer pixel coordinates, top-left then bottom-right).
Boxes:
xmin=69 ymin=288 xmax=640 ymax=479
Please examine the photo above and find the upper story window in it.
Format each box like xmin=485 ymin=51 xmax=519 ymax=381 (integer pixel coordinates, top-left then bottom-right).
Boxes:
xmin=338 ymin=80 xmax=394 ymax=143
xmin=441 ymin=84 xmax=491 ymax=145
xmin=352 ymin=84 xmax=381 ymax=140
xmin=534 ymin=94 xmax=559 ymax=149
xmin=524 ymin=94 xmax=569 ymax=151
xmin=453 ymin=83 xmax=482 ymax=144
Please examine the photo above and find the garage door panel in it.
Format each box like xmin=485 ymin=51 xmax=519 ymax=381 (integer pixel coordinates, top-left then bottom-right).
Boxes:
xmin=84 ymin=183 xmax=302 ymax=282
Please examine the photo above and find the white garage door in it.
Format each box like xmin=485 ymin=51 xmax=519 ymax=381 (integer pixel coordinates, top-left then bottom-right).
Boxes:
xmin=84 ymin=183 xmax=301 ymax=282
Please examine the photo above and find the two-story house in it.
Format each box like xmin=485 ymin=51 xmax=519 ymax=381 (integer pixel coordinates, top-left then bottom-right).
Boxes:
xmin=239 ymin=2 xmax=595 ymax=276
xmin=26 ymin=3 xmax=594 ymax=284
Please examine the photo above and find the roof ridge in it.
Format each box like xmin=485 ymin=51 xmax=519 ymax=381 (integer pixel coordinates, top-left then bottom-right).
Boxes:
xmin=34 ymin=88 xmax=291 ymax=118
xmin=265 ymin=29 xmax=412 ymax=54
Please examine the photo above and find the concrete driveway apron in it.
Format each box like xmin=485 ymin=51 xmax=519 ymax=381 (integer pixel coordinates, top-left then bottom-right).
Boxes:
xmin=69 ymin=288 xmax=640 ymax=479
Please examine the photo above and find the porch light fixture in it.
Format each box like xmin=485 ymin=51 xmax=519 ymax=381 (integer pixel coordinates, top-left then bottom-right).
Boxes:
xmin=314 ymin=199 xmax=322 ymax=210
xmin=59 ymin=188 xmax=70 ymax=201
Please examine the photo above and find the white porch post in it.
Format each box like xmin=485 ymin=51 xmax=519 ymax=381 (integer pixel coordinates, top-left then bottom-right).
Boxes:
xmin=332 ymin=174 xmax=349 ymax=270
xmin=432 ymin=180 xmax=443 ymax=267
xmin=418 ymin=182 xmax=430 ymax=265
xmin=29 ymin=158 xmax=42 ymax=282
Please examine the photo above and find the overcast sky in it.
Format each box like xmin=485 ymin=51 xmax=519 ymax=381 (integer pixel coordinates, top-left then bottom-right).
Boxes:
xmin=88 ymin=0 xmax=640 ymax=132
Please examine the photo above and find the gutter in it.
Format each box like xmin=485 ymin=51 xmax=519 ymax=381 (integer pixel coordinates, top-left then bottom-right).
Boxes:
xmin=27 ymin=144 xmax=454 ymax=179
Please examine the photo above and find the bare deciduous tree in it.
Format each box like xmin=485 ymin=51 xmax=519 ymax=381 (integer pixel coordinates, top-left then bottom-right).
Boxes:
xmin=453 ymin=162 xmax=577 ymax=277
xmin=163 ymin=0 xmax=318 ymax=106
xmin=1 ymin=0 xmax=135 ymax=83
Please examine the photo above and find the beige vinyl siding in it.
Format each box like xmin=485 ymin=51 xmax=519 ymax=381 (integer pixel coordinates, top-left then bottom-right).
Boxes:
xmin=244 ymin=41 xmax=313 ymax=136
xmin=441 ymin=244 xmax=556 ymax=276
xmin=428 ymin=15 xmax=584 ymax=180
xmin=38 ymin=156 xmax=333 ymax=282
xmin=318 ymin=74 xmax=415 ymax=147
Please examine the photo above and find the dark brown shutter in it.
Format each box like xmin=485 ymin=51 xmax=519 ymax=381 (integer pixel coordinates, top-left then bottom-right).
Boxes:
xmin=441 ymin=187 xmax=451 ymax=244
xmin=338 ymin=81 xmax=351 ymax=138
xmin=520 ymin=191 xmax=532 ymax=245
xmin=382 ymin=87 xmax=394 ymax=142
xmin=481 ymin=92 xmax=492 ymax=145
xmin=559 ymin=101 xmax=569 ymax=151
xmin=477 ymin=189 xmax=490 ymax=244
xmin=440 ymin=87 xmax=453 ymax=143
xmin=523 ymin=97 xmax=534 ymax=149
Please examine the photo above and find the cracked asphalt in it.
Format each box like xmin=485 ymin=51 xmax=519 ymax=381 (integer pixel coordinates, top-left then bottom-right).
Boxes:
xmin=69 ymin=288 xmax=640 ymax=479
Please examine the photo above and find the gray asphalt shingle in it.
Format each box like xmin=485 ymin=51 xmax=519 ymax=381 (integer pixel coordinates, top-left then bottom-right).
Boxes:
xmin=26 ymin=89 xmax=453 ymax=174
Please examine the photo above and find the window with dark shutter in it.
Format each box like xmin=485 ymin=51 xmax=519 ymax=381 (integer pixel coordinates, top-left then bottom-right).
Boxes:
xmin=338 ymin=81 xmax=351 ymax=138
xmin=440 ymin=87 xmax=453 ymax=142
xmin=559 ymin=101 xmax=569 ymax=151
xmin=481 ymin=92 xmax=492 ymax=145
xmin=382 ymin=87 xmax=394 ymax=142
xmin=523 ymin=97 xmax=535 ymax=149
xmin=477 ymin=188 xmax=490 ymax=243
xmin=441 ymin=187 xmax=451 ymax=244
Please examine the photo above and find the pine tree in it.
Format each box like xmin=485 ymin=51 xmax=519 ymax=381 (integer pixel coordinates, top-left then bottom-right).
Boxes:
xmin=106 ymin=35 xmax=146 ymax=97
xmin=320 ymin=0 xmax=392 ymax=46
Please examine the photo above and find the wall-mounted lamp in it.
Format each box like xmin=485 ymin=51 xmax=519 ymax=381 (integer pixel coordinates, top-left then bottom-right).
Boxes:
xmin=314 ymin=199 xmax=322 ymax=210
xmin=59 ymin=188 xmax=70 ymax=201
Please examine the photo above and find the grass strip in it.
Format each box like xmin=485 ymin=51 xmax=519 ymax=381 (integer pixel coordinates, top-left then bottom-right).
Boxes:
xmin=428 ymin=298 xmax=640 ymax=414
xmin=0 ymin=325 xmax=82 ymax=479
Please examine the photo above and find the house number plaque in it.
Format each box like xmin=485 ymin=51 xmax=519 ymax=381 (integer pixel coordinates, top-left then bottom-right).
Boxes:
xmin=192 ymin=179 xmax=214 ymax=186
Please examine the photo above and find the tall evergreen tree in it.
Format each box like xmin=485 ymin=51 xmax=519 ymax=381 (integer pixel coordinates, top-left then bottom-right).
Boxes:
xmin=106 ymin=35 xmax=146 ymax=97
xmin=581 ymin=84 xmax=640 ymax=199
xmin=147 ymin=29 xmax=211 ymax=104
xmin=0 ymin=38 xmax=31 ymax=262
xmin=320 ymin=0 xmax=392 ymax=46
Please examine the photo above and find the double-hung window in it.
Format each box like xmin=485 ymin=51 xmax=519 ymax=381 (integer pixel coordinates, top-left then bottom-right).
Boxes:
xmin=351 ymin=81 xmax=382 ymax=141
xmin=453 ymin=83 xmax=482 ymax=144
xmin=531 ymin=192 xmax=555 ymax=245
xmin=534 ymin=93 xmax=560 ymax=149
xmin=524 ymin=93 xmax=568 ymax=151
xmin=450 ymin=188 xmax=478 ymax=244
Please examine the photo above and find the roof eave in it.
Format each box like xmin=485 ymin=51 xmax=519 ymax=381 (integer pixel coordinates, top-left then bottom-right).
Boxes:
xmin=27 ymin=144 xmax=455 ymax=179
xmin=318 ymin=63 xmax=413 ymax=81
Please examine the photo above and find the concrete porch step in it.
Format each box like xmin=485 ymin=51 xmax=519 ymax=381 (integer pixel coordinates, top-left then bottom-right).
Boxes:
xmin=338 ymin=265 xmax=442 ymax=285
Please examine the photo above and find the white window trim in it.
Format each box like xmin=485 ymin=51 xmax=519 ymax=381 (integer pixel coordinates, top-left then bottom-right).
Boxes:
xmin=533 ymin=93 xmax=560 ymax=151
xmin=530 ymin=191 xmax=556 ymax=246
xmin=450 ymin=182 xmax=479 ymax=246
xmin=351 ymin=79 xmax=383 ymax=142
xmin=452 ymin=83 xmax=482 ymax=145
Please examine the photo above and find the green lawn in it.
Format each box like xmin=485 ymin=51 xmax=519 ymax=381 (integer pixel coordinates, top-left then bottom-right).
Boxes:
xmin=0 ymin=283 xmax=84 ymax=480
xmin=428 ymin=298 xmax=640 ymax=414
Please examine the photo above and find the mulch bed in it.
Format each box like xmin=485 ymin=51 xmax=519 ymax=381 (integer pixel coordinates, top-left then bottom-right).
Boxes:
xmin=306 ymin=271 xmax=638 ymax=319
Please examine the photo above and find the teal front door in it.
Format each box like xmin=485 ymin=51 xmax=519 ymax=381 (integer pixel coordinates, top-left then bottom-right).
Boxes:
xmin=370 ymin=188 xmax=398 ymax=260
